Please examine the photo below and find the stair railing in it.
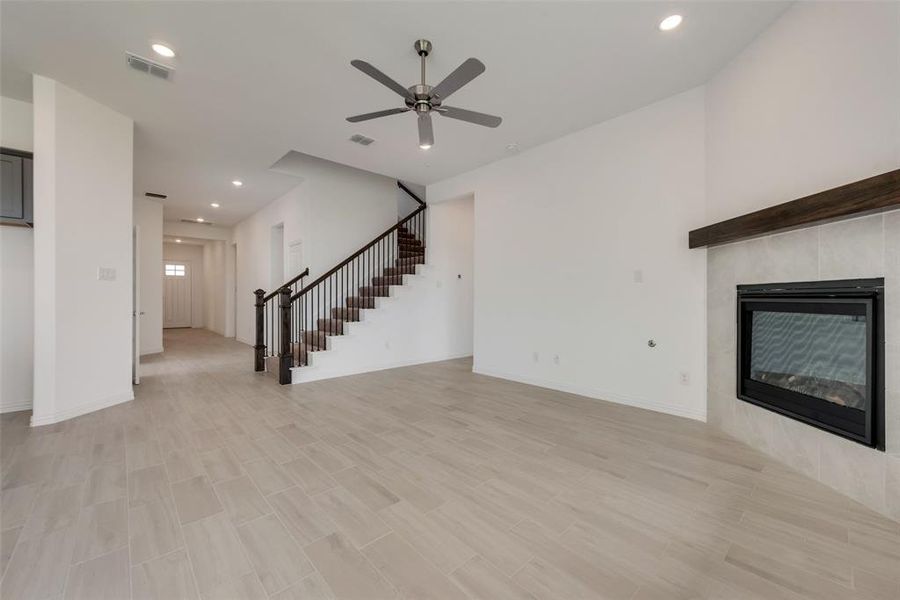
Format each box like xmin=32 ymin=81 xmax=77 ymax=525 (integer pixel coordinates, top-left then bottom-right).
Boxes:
xmin=253 ymin=267 xmax=309 ymax=374
xmin=255 ymin=182 xmax=425 ymax=384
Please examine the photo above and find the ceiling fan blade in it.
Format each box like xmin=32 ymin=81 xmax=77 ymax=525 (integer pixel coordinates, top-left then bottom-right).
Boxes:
xmin=430 ymin=58 xmax=485 ymax=101
xmin=418 ymin=113 xmax=434 ymax=148
xmin=351 ymin=60 xmax=410 ymax=98
xmin=346 ymin=107 xmax=410 ymax=123
xmin=436 ymin=106 xmax=502 ymax=128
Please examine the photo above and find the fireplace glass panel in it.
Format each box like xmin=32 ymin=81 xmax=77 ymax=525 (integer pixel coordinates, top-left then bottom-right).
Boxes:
xmin=737 ymin=278 xmax=884 ymax=450
xmin=749 ymin=311 xmax=867 ymax=410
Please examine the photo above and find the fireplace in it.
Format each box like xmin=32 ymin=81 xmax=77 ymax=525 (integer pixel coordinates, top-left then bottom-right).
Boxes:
xmin=737 ymin=279 xmax=884 ymax=450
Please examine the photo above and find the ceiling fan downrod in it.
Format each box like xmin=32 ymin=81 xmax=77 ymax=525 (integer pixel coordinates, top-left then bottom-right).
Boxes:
xmin=412 ymin=39 xmax=434 ymax=115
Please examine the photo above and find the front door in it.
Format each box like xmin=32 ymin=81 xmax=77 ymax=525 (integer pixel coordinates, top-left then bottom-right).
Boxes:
xmin=163 ymin=261 xmax=192 ymax=328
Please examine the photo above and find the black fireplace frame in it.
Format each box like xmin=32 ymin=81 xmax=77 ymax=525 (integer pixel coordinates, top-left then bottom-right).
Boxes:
xmin=736 ymin=278 xmax=885 ymax=450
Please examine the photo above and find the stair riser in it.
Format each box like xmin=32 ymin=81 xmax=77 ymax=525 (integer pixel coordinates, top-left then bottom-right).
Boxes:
xmin=371 ymin=275 xmax=403 ymax=286
xmin=293 ymin=346 xmax=308 ymax=367
xmin=300 ymin=331 xmax=327 ymax=349
xmin=359 ymin=286 xmax=390 ymax=297
xmin=398 ymin=239 xmax=422 ymax=247
xmin=399 ymin=250 xmax=424 ymax=258
xmin=331 ymin=307 xmax=361 ymax=321
xmin=395 ymin=256 xmax=425 ymax=267
xmin=383 ymin=266 xmax=417 ymax=276
xmin=317 ymin=319 xmax=344 ymax=335
xmin=346 ymin=296 xmax=376 ymax=308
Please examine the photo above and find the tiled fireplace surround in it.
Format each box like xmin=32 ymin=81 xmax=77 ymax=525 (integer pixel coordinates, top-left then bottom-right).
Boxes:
xmin=707 ymin=209 xmax=900 ymax=521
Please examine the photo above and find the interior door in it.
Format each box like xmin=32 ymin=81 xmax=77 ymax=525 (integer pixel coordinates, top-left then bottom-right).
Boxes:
xmin=163 ymin=261 xmax=192 ymax=328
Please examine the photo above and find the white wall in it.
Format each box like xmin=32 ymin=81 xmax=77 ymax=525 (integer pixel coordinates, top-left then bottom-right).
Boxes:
xmin=0 ymin=96 xmax=34 ymax=413
xmin=163 ymin=221 xmax=232 ymax=241
xmin=706 ymin=1 xmax=900 ymax=222
xmin=429 ymin=88 xmax=708 ymax=421
xmin=133 ymin=197 xmax=163 ymax=354
xmin=233 ymin=161 xmax=397 ymax=344
xmin=32 ymin=76 xmax=134 ymax=426
xmin=203 ymin=240 xmax=227 ymax=335
xmin=164 ymin=242 xmax=205 ymax=329
xmin=292 ymin=194 xmax=474 ymax=383
xmin=704 ymin=1 xmax=900 ymax=520
xmin=1 ymin=96 xmax=33 ymax=150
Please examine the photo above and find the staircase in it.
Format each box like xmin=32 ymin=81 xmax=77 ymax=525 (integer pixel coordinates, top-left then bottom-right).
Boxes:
xmin=254 ymin=182 xmax=426 ymax=384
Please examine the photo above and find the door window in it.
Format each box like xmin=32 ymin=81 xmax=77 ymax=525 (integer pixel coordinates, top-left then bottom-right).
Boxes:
xmin=165 ymin=263 xmax=186 ymax=277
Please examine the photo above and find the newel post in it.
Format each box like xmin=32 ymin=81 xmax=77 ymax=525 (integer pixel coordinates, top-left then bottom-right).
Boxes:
xmin=278 ymin=287 xmax=293 ymax=385
xmin=254 ymin=289 xmax=265 ymax=372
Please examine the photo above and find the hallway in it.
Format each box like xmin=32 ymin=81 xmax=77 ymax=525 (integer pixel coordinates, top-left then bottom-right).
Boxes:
xmin=1 ymin=329 xmax=898 ymax=599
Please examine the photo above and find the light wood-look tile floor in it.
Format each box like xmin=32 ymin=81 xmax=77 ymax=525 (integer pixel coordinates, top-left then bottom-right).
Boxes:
xmin=2 ymin=329 xmax=899 ymax=599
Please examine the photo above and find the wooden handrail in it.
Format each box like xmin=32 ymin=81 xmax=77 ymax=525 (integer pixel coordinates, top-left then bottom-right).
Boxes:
xmin=292 ymin=204 xmax=425 ymax=302
xmin=398 ymin=181 xmax=426 ymax=206
xmin=263 ymin=267 xmax=309 ymax=302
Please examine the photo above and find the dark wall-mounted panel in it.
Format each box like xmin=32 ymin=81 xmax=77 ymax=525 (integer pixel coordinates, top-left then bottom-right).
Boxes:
xmin=0 ymin=147 xmax=34 ymax=226
xmin=689 ymin=169 xmax=900 ymax=249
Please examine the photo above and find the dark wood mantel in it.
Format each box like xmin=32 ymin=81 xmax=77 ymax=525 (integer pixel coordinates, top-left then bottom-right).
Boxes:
xmin=689 ymin=168 xmax=900 ymax=249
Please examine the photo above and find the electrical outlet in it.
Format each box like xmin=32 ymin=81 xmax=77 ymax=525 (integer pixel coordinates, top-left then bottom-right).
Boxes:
xmin=553 ymin=354 xmax=560 ymax=365
xmin=679 ymin=371 xmax=690 ymax=386
xmin=532 ymin=351 xmax=539 ymax=363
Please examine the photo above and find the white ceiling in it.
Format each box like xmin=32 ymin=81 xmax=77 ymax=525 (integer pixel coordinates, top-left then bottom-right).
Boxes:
xmin=1 ymin=1 xmax=789 ymax=225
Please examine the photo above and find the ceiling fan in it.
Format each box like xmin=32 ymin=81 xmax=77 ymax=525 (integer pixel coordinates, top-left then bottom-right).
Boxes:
xmin=347 ymin=39 xmax=502 ymax=149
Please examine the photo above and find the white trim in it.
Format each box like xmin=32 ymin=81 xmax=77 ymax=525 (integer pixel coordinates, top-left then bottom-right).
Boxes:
xmin=290 ymin=353 xmax=473 ymax=384
xmin=0 ymin=399 xmax=33 ymax=414
xmin=139 ymin=345 xmax=164 ymax=356
xmin=472 ymin=364 xmax=707 ymax=422
xmin=30 ymin=389 xmax=134 ymax=426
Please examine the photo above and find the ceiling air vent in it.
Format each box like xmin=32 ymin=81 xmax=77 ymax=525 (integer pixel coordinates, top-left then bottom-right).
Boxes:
xmin=126 ymin=53 xmax=174 ymax=81
xmin=349 ymin=134 xmax=375 ymax=146
xmin=180 ymin=219 xmax=214 ymax=226
xmin=145 ymin=192 xmax=167 ymax=199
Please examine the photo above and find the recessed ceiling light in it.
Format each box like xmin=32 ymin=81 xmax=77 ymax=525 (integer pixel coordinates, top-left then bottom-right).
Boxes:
xmin=232 ymin=180 xmax=243 ymax=187
xmin=506 ymin=143 xmax=520 ymax=153
xmin=659 ymin=15 xmax=683 ymax=31
xmin=196 ymin=217 xmax=204 ymax=223
xmin=419 ymin=144 xmax=432 ymax=150
xmin=151 ymin=43 xmax=176 ymax=58
xmin=175 ymin=239 xmax=182 ymax=243
xmin=210 ymin=203 xmax=220 ymax=208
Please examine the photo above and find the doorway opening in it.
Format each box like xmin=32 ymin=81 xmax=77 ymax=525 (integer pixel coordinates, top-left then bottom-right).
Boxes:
xmin=163 ymin=260 xmax=192 ymax=328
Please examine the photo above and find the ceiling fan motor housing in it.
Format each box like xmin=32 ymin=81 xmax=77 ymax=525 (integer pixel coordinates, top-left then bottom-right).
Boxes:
xmin=406 ymin=83 xmax=438 ymax=113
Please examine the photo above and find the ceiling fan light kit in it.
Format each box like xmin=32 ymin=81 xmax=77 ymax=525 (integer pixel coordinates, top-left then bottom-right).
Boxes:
xmin=347 ymin=39 xmax=502 ymax=149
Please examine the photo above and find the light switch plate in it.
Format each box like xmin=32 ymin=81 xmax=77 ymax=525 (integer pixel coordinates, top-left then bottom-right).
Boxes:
xmin=97 ymin=267 xmax=117 ymax=281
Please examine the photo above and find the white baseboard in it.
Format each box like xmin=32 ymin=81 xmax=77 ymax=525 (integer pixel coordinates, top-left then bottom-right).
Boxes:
xmin=472 ymin=364 xmax=707 ymax=422
xmin=291 ymin=353 xmax=473 ymax=384
xmin=140 ymin=345 xmax=164 ymax=356
xmin=0 ymin=399 xmax=33 ymax=414
xmin=30 ymin=389 xmax=135 ymax=426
